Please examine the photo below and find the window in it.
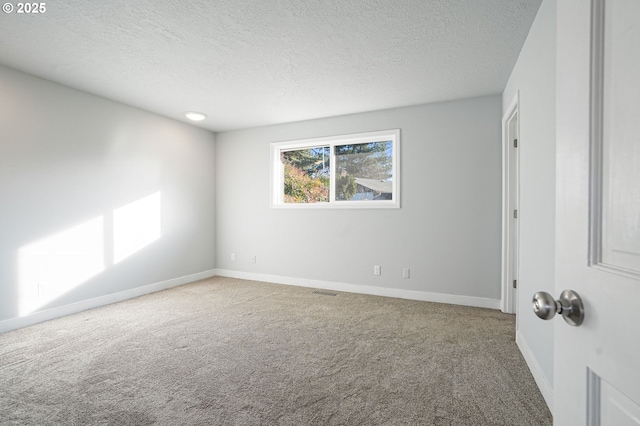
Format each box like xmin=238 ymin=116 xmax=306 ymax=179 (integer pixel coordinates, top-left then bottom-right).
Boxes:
xmin=271 ymin=129 xmax=400 ymax=208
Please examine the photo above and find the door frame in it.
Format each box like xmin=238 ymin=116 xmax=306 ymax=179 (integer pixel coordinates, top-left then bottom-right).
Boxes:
xmin=501 ymin=92 xmax=520 ymax=314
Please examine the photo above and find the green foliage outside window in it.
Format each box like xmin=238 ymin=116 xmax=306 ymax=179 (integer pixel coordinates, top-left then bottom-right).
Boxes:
xmin=283 ymin=162 xmax=329 ymax=203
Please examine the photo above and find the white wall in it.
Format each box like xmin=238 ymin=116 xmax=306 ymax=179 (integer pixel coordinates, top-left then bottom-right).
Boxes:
xmin=0 ymin=65 xmax=216 ymax=328
xmin=502 ymin=0 xmax=556 ymax=409
xmin=215 ymin=96 xmax=502 ymax=306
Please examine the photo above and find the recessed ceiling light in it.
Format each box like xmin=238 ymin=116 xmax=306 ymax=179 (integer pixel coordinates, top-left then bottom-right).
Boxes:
xmin=184 ymin=111 xmax=207 ymax=121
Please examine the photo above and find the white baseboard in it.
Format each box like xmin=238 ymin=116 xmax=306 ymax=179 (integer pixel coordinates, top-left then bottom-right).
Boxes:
xmin=516 ymin=330 xmax=554 ymax=413
xmin=0 ymin=269 xmax=217 ymax=334
xmin=1 ymin=268 xmax=501 ymax=334
xmin=215 ymin=269 xmax=501 ymax=310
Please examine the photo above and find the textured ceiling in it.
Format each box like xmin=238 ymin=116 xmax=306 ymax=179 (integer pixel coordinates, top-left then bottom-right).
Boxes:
xmin=0 ymin=0 xmax=541 ymax=132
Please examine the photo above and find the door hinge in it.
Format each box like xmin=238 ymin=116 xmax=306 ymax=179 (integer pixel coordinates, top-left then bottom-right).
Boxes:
xmin=512 ymin=280 xmax=517 ymax=289
xmin=513 ymin=209 xmax=518 ymax=219
xmin=514 ymin=138 xmax=518 ymax=148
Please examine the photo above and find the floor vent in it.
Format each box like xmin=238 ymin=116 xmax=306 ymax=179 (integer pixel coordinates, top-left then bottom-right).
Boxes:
xmin=312 ymin=290 xmax=337 ymax=296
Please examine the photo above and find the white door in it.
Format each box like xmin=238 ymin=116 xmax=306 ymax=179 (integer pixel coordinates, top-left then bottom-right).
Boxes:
xmin=554 ymin=0 xmax=640 ymax=424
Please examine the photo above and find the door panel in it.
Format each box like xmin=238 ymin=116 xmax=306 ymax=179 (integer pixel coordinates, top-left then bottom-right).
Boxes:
xmin=600 ymin=0 xmax=640 ymax=275
xmin=600 ymin=377 xmax=640 ymax=426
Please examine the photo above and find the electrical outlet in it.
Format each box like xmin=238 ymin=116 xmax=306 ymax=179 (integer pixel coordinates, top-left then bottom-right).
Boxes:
xmin=231 ymin=253 xmax=236 ymax=261
xmin=402 ymin=268 xmax=410 ymax=279
xmin=251 ymin=256 xmax=257 ymax=264
xmin=374 ymin=265 xmax=381 ymax=276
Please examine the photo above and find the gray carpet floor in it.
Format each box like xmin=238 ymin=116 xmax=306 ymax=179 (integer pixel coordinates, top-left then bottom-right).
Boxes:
xmin=0 ymin=277 xmax=552 ymax=425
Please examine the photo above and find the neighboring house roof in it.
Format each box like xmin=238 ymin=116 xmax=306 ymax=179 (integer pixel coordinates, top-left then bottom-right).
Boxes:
xmin=354 ymin=178 xmax=392 ymax=194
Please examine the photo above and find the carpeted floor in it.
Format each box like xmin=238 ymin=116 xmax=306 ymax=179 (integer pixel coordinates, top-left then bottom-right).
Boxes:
xmin=0 ymin=277 xmax=552 ymax=425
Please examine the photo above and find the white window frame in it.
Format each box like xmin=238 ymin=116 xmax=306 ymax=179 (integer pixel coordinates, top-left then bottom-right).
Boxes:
xmin=270 ymin=129 xmax=400 ymax=209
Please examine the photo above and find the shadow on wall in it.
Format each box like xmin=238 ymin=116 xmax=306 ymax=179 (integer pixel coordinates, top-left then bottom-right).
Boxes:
xmin=17 ymin=191 xmax=162 ymax=316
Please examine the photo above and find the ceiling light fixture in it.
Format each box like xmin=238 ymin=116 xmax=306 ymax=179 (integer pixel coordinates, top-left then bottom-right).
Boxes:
xmin=184 ymin=111 xmax=207 ymax=121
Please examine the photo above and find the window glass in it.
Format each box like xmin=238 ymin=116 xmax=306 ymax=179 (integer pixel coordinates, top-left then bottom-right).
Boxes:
xmin=282 ymin=147 xmax=330 ymax=203
xmin=334 ymin=141 xmax=393 ymax=201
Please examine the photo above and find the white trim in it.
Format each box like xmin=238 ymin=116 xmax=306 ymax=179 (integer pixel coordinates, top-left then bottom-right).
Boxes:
xmin=0 ymin=269 xmax=217 ymax=334
xmin=0 ymin=268 xmax=501 ymax=334
xmin=516 ymin=330 xmax=554 ymax=413
xmin=588 ymin=0 xmax=605 ymax=269
xmin=270 ymin=129 xmax=401 ymax=209
xmin=215 ymin=269 xmax=501 ymax=310
xmin=586 ymin=368 xmax=601 ymax=426
xmin=501 ymin=92 xmax=520 ymax=314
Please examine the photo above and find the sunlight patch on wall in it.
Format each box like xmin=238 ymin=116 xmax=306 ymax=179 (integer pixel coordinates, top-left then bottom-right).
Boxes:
xmin=18 ymin=216 xmax=105 ymax=316
xmin=17 ymin=191 xmax=163 ymax=316
xmin=113 ymin=191 xmax=161 ymax=264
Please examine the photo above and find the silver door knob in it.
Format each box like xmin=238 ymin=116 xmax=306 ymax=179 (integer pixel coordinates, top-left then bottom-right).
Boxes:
xmin=532 ymin=290 xmax=584 ymax=326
